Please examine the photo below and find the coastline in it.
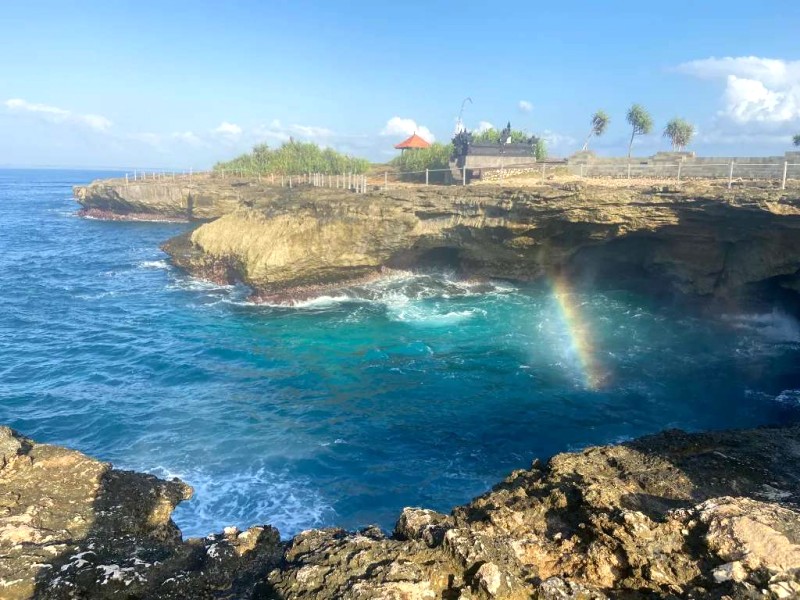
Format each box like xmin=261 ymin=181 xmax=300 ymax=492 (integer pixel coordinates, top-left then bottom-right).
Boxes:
xmin=78 ymin=207 xmax=190 ymax=223
xmin=3 ymin=424 xmax=799 ymax=598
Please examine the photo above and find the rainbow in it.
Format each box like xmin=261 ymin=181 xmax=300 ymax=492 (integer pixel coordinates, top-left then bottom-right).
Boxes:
xmin=550 ymin=276 xmax=608 ymax=390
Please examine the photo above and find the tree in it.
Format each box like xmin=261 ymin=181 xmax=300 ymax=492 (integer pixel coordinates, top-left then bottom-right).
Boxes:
xmin=794 ymin=134 xmax=800 ymax=147
xmin=581 ymin=110 xmax=610 ymax=151
xmin=663 ymin=118 xmax=695 ymax=151
xmin=626 ymin=104 xmax=653 ymax=158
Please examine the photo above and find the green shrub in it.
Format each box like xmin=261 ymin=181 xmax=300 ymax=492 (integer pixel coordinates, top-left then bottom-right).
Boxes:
xmin=466 ymin=128 xmax=547 ymax=160
xmin=214 ymin=141 xmax=370 ymax=176
xmin=391 ymin=143 xmax=454 ymax=182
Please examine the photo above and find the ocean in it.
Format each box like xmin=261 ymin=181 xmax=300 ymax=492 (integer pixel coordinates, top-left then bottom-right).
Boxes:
xmin=1 ymin=168 xmax=799 ymax=538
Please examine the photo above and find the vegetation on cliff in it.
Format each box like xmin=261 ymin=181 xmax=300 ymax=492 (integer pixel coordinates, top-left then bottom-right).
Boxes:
xmin=469 ymin=124 xmax=547 ymax=159
xmin=626 ymin=103 xmax=654 ymax=157
xmin=390 ymin=142 xmax=453 ymax=181
xmin=581 ymin=110 xmax=610 ymax=151
xmin=663 ymin=117 xmax=696 ymax=151
xmin=213 ymin=140 xmax=370 ymax=176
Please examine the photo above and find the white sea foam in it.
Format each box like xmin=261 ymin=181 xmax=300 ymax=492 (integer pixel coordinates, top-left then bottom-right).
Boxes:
xmin=250 ymin=272 xmax=514 ymax=321
xmin=167 ymin=277 xmax=236 ymax=293
xmin=723 ymin=309 xmax=800 ymax=343
xmin=138 ymin=259 xmax=170 ymax=270
xmin=774 ymin=389 xmax=800 ymax=406
xmin=148 ymin=464 xmax=335 ymax=540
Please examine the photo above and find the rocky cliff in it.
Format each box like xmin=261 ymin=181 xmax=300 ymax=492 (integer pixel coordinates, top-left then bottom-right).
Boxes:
xmin=2 ymin=425 xmax=799 ymax=599
xmin=73 ymin=177 xmax=261 ymax=221
xmin=74 ymin=178 xmax=800 ymax=302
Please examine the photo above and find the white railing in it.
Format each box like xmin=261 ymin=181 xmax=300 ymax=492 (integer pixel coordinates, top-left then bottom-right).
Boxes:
xmin=576 ymin=161 xmax=800 ymax=190
xmin=120 ymin=161 xmax=800 ymax=192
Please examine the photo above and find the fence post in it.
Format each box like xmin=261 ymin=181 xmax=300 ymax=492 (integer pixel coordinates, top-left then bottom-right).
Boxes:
xmin=541 ymin=163 xmax=546 ymax=184
xmin=425 ymin=169 xmax=429 ymax=185
xmin=677 ymin=162 xmax=682 ymax=182
xmin=462 ymin=166 xmax=466 ymax=186
xmin=728 ymin=161 xmax=734 ymax=189
xmin=782 ymin=161 xmax=788 ymax=190
xmin=384 ymin=171 xmax=388 ymax=189
xmin=580 ymin=164 xmax=584 ymax=178
xmin=627 ymin=162 xmax=631 ymax=180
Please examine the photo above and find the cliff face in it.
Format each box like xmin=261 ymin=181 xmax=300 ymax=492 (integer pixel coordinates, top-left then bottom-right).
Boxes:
xmin=154 ymin=182 xmax=800 ymax=302
xmin=3 ymin=424 xmax=799 ymax=599
xmin=72 ymin=178 xmax=800 ymax=301
xmin=73 ymin=178 xmax=257 ymax=220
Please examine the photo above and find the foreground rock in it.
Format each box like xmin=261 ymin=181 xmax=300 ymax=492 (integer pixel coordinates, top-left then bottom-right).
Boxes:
xmin=2 ymin=425 xmax=799 ymax=598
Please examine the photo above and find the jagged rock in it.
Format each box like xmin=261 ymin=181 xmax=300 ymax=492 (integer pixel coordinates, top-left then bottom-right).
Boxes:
xmin=2 ymin=425 xmax=800 ymax=598
xmin=0 ymin=427 xmax=282 ymax=599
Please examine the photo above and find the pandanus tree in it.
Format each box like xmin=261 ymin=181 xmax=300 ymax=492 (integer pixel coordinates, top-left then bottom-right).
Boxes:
xmin=581 ymin=110 xmax=610 ymax=151
xmin=626 ymin=104 xmax=653 ymax=158
xmin=663 ymin=118 xmax=695 ymax=151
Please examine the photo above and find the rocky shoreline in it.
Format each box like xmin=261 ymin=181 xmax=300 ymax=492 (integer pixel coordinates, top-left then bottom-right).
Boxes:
xmin=74 ymin=178 xmax=800 ymax=307
xmin=78 ymin=207 xmax=189 ymax=223
xmin=2 ymin=425 xmax=799 ymax=599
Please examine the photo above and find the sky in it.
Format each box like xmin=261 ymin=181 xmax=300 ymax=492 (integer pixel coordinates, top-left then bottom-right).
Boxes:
xmin=1 ymin=0 xmax=799 ymax=169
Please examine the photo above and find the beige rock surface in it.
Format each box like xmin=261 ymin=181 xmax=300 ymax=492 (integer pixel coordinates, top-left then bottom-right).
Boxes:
xmin=3 ymin=425 xmax=800 ymax=598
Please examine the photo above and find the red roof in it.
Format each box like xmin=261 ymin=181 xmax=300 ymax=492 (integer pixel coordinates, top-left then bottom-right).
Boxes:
xmin=394 ymin=133 xmax=431 ymax=149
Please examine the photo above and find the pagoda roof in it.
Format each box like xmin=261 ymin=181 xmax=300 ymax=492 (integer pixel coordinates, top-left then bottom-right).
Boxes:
xmin=394 ymin=133 xmax=431 ymax=149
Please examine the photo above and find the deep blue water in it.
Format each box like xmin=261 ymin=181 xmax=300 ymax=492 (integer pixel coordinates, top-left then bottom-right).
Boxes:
xmin=1 ymin=169 xmax=800 ymax=538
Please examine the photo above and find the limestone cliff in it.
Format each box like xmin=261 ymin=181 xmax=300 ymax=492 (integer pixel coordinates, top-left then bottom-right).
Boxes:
xmin=72 ymin=178 xmax=800 ymax=301
xmin=2 ymin=425 xmax=799 ymax=599
xmin=155 ymin=182 xmax=800 ymax=302
xmin=73 ymin=177 xmax=259 ymax=220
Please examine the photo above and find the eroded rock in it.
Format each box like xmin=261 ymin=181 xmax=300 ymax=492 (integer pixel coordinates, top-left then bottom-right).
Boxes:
xmin=2 ymin=425 xmax=799 ymax=598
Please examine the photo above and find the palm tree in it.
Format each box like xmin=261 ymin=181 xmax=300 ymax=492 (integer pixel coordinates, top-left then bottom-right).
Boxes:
xmin=663 ymin=118 xmax=695 ymax=151
xmin=581 ymin=110 xmax=610 ymax=151
xmin=626 ymin=104 xmax=653 ymax=158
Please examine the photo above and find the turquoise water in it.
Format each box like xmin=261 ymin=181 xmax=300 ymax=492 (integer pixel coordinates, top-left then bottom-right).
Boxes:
xmin=1 ymin=169 xmax=799 ymax=538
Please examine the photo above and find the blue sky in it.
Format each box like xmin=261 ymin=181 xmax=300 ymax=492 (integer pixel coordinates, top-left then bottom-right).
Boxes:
xmin=1 ymin=0 xmax=799 ymax=168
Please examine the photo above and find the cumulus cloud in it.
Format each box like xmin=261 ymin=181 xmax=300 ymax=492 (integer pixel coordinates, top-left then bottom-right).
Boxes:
xmin=476 ymin=121 xmax=494 ymax=132
xmin=380 ymin=117 xmax=435 ymax=143
xmin=676 ymin=56 xmax=800 ymax=124
xmin=213 ymin=121 xmax=243 ymax=136
xmin=5 ymin=98 xmax=112 ymax=131
xmin=518 ymin=100 xmax=533 ymax=113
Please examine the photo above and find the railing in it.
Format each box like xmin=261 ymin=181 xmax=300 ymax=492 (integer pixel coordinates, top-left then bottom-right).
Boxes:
xmin=574 ymin=161 xmax=800 ymax=190
xmin=120 ymin=161 xmax=800 ymax=192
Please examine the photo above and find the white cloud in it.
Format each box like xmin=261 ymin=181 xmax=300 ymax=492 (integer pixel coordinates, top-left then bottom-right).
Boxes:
xmin=676 ymin=56 xmax=800 ymax=124
xmin=5 ymin=98 xmax=112 ymax=131
xmin=380 ymin=116 xmax=435 ymax=143
xmin=518 ymin=100 xmax=533 ymax=113
xmin=541 ymin=130 xmax=577 ymax=155
xmin=171 ymin=131 xmax=206 ymax=146
xmin=290 ymin=124 xmax=333 ymax=138
xmin=476 ymin=121 xmax=494 ymax=132
xmin=213 ymin=121 xmax=242 ymax=136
